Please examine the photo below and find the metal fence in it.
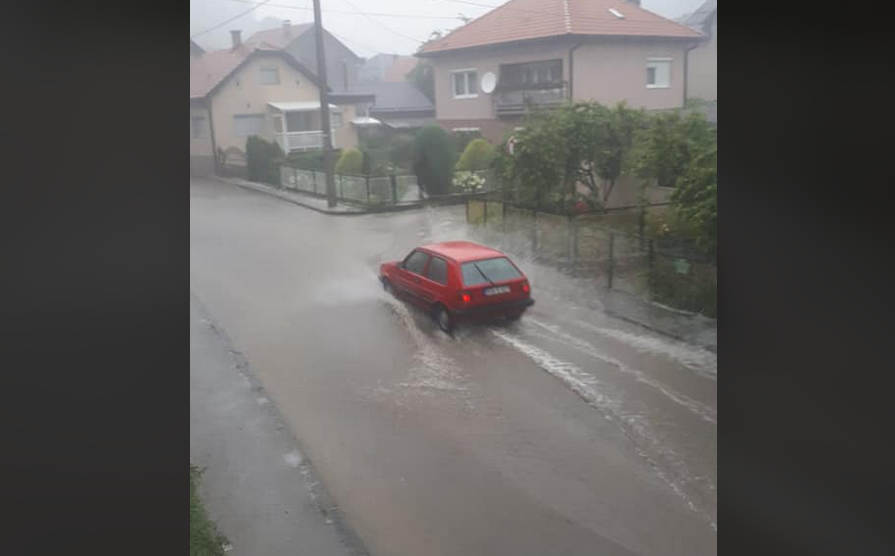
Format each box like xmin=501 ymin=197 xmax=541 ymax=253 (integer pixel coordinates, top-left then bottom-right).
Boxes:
xmin=279 ymin=166 xmax=421 ymax=207
xmin=277 ymin=166 xmax=501 ymax=208
xmin=467 ymin=199 xmax=717 ymax=317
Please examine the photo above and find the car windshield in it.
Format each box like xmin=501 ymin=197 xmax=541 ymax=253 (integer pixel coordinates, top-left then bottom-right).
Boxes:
xmin=461 ymin=257 xmax=522 ymax=287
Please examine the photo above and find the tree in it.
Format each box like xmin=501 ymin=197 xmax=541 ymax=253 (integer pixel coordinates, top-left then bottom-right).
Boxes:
xmin=672 ymin=144 xmax=717 ymax=258
xmin=412 ymin=125 xmax=456 ymax=195
xmin=334 ymin=149 xmax=363 ymax=174
xmin=245 ymin=135 xmax=284 ymax=185
xmin=406 ymin=60 xmax=435 ymax=103
xmin=503 ymin=102 xmax=646 ymax=208
xmin=631 ymin=111 xmax=716 ymax=189
xmin=456 ymin=138 xmax=495 ymax=171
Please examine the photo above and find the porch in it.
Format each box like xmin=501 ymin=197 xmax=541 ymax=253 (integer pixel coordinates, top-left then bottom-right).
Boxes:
xmin=267 ymin=101 xmax=340 ymax=153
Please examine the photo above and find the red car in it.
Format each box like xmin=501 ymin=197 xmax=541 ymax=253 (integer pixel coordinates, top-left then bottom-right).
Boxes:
xmin=380 ymin=241 xmax=534 ymax=333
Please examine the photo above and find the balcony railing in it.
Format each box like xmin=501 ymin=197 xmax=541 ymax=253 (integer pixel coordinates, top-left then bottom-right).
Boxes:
xmin=275 ymin=131 xmax=325 ymax=152
xmin=493 ymin=82 xmax=569 ymax=116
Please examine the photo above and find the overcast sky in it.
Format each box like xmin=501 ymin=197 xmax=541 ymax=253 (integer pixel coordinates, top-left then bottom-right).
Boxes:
xmin=190 ymin=0 xmax=707 ymax=56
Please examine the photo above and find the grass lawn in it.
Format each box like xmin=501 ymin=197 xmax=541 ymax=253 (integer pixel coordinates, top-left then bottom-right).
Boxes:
xmin=190 ymin=465 xmax=228 ymax=556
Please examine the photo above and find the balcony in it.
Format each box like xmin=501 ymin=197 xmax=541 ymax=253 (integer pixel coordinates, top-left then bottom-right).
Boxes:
xmin=275 ymin=131 xmax=325 ymax=152
xmin=493 ymin=82 xmax=569 ymax=117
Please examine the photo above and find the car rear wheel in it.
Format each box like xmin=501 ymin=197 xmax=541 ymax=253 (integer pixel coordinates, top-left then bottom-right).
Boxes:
xmin=506 ymin=312 xmax=522 ymax=321
xmin=434 ymin=304 xmax=453 ymax=334
xmin=381 ymin=277 xmax=392 ymax=294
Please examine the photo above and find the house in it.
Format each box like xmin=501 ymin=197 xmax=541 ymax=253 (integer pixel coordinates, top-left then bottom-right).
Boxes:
xmin=359 ymin=54 xmax=419 ymax=83
xmin=190 ymin=39 xmax=204 ymax=59
xmin=190 ymin=31 xmax=365 ymax=177
xmin=349 ymin=81 xmax=435 ymax=131
xmin=680 ymin=0 xmax=716 ymax=101
xmin=416 ymin=0 xmax=703 ymax=143
xmin=245 ymin=21 xmax=362 ymax=91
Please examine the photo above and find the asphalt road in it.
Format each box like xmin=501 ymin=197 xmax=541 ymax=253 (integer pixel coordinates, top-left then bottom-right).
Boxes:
xmin=190 ymin=178 xmax=717 ymax=556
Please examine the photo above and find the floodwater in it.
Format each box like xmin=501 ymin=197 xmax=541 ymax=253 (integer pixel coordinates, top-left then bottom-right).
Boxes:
xmin=190 ymin=178 xmax=717 ymax=556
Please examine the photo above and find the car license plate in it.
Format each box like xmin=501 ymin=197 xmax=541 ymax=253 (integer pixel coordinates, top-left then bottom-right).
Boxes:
xmin=484 ymin=285 xmax=511 ymax=296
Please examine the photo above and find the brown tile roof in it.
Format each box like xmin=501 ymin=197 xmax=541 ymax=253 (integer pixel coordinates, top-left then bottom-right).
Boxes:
xmin=418 ymin=0 xmax=702 ymax=56
xmin=189 ymin=43 xmax=322 ymax=100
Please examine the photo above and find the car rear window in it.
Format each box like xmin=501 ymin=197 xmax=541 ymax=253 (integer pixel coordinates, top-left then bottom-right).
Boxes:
xmin=426 ymin=256 xmax=449 ymax=285
xmin=461 ymin=257 xmax=522 ymax=287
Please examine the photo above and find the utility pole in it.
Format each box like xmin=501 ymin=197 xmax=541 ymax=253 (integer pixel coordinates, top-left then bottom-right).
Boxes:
xmin=312 ymin=0 xmax=336 ymax=207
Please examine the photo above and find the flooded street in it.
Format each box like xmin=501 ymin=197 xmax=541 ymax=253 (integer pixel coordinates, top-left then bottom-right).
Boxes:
xmin=190 ymin=178 xmax=717 ymax=556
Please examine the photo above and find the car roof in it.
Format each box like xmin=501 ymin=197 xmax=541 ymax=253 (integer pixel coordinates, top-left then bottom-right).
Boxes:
xmin=420 ymin=241 xmax=507 ymax=263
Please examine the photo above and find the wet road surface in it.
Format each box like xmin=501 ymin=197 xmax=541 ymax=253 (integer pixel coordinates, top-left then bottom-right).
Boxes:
xmin=190 ymin=178 xmax=717 ymax=556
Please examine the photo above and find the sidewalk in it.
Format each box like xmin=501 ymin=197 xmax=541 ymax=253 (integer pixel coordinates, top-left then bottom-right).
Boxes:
xmin=190 ymin=293 xmax=367 ymax=556
xmin=214 ymin=176 xmax=367 ymax=214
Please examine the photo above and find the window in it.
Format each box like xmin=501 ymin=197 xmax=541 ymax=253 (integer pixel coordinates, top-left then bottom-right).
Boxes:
xmin=191 ymin=116 xmax=206 ymax=139
xmin=646 ymin=58 xmax=671 ymax=89
xmin=461 ymin=258 xmax=522 ymax=287
xmin=286 ymin=111 xmax=316 ymax=132
xmin=331 ymin=111 xmax=343 ymax=128
xmin=260 ymin=66 xmax=280 ymax=85
xmin=403 ymin=250 xmax=430 ymax=275
xmin=499 ymin=60 xmax=562 ymax=90
xmin=451 ymin=69 xmax=478 ymax=99
xmin=233 ymin=114 xmax=265 ymax=137
xmin=426 ymin=257 xmax=449 ymax=285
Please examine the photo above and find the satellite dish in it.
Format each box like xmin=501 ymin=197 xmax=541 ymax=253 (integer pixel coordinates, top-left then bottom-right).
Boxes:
xmin=480 ymin=72 xmax=497 ymax=94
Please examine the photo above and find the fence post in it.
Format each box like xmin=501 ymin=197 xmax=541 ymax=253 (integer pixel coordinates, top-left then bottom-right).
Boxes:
xmin=647 ymin=238 xmax=655 ymax=300
xmin=292 ymin=167 xmax=298 ymax=191
xmin=365 ymin=175 xmax=371 ymax=206
xmin=390 ymin=173 xmax=398 ymax=205
xmin=532 ymin=210 xmax=539 ymax=254
xmin=502 ymin=201 xmax=507 ymax=233
xmin=483 ymin=199 xmax=488 ymax=226
xmin=465 ymin=199 xmax=470 ymax=223
xmin=312 ymin=170 xmax=318 ymax=195
xmin=639 ymin=204 xmax=646 ymax=251
xmin=338 ymin=174 xmax=344 ymax=199
xmin=567 ymin=215 xmax=577 ymax=267
xmin=607 ymin=232 xmax=615 ymax=289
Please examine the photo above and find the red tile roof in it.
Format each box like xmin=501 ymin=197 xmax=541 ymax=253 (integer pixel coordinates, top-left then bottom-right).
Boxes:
xmin=418 ymin=0 xmax=702 ymax=56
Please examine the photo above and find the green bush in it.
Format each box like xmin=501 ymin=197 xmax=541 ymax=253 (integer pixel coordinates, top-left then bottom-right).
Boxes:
xmin=389 ymin=134 xmax=415 ymax=170
xmin=335 ymin=148 xmax=363 ymax=175
xmin=246 ymin=136 xmax=285 ymax=185
xmin=286 ymin=149 xmax=341 ymax=172
xmin=456 ymin=138 xmax=495 ymax=171
xmin=412 ymin=125 xmax=456 ymax=195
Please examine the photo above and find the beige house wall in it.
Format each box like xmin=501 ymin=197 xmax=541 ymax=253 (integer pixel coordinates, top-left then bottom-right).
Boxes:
xmin=430 ymin=44 xmax=572 ymax=121
xmin=206 ymin=56 xmax=359 ymax=153
xmin=571 ymin=39 xmax=687 ymax=109
xmin=429 ymin=38 xmax=689 ymax=125
xmin=686 ymin=20 xmax=717 ymax=101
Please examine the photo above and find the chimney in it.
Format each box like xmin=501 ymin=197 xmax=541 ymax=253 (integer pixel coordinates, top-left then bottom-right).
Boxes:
xmin=230 ymin=30 xmax=242 ymax=49
xmin=627 ymin=0 xmax=641 ymax=5
xmin=283 ymin=20 xmax=291 ymax=35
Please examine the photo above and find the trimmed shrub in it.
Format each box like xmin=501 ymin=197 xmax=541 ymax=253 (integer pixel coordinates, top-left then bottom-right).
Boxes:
xmin=412 ymin=125 xmax=456 ymax=196
xmin=286 ymin=149 xmax=341 ymax=172
xmin=335 ymin=148 xmax=363 ymax=175
xmin=246 ymin=136 xmax=285 ymax=185
xmin=456 ymin=138 xmax=495 ymax=171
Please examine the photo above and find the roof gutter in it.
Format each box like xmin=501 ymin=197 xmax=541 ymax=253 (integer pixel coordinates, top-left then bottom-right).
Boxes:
xmin=683 ymin=39 xmax=701 ymax=105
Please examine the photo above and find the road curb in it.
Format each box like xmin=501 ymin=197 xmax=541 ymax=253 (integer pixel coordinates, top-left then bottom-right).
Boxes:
xmin=211 ymin=176 xmax=433 ymax=216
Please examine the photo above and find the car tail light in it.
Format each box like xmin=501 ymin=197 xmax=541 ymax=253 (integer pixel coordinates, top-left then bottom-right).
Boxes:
xmin=460 ymin=292 xmax=471 ymax=303
xmin=522 ymin=282 xmax=530 ymax=293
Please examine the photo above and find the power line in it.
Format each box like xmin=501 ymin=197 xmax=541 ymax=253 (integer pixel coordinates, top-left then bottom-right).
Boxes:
xmin=222 ymin=0 xmax=463 ymax=20
xmin=191 ymin=0 xmax=274 ymax=39
xmin=338 ymin=0 xmax=428 ymax=44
